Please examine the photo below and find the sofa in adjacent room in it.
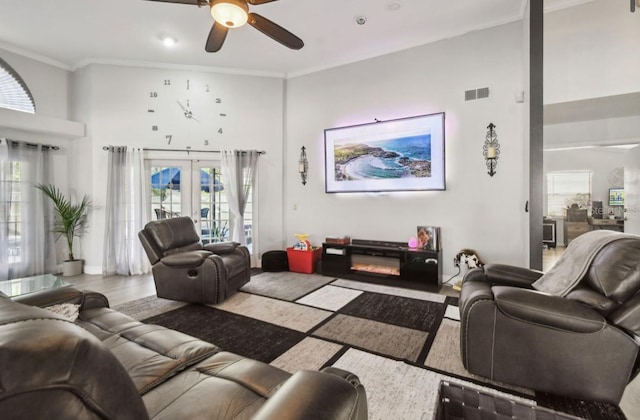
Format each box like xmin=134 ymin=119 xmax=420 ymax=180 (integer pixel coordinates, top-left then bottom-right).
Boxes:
xmin=0 ymin=286 xmax=368 ymax=419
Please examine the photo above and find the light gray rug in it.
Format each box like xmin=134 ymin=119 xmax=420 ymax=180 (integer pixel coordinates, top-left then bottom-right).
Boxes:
xmin=214 ymin=292 xmax=333 ymax=333
xmin=333 ymin=348 xmax=536 ymax=420
xmin=112 ymin=295 xmax=187 ymax=320
xmin=240 ymin=271 xmax=335 ymax=301
xmin=111 ymin=272 xmax=602 ymax=420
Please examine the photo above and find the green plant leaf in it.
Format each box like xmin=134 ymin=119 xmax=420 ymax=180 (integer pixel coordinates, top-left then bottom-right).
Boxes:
xmin=36 ymin=184 xmax=91 ymax=261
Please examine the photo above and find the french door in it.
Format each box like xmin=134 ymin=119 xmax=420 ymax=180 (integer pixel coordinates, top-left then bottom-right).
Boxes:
xmin=147 ymin=159 xmax=253 ymax=249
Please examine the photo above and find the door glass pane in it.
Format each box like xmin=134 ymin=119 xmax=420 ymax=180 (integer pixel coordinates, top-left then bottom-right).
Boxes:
xmin=150 ymin=166 xmax=182 ymax=220
xmin=200 ymin=167 xmax=229 ymax=244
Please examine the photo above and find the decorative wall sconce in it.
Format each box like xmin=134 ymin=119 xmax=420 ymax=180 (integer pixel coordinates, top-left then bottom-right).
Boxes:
xmin=482 ymin=123 xmax=500 ymax=177
xmin=298 ymin=146 xmax=308 ymax=185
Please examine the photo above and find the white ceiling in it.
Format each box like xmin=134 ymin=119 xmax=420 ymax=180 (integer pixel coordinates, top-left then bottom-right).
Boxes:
xmin=0 ymin=0 xmax=583 ymax=78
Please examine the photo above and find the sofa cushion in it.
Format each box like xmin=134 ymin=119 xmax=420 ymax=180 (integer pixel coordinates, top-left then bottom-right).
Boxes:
xmin=0 ymin=298 xmax=149 ymax=419
xmin=142 ymin=352 xmax=291 ymax=419
xmin=78 ymin=307 xmax=221 ymax=394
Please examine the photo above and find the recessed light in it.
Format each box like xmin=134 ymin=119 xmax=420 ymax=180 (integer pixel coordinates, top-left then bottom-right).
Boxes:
xmin=354 ymin=15 xmax=367 ymax=25
xmin=386 ymin=1 xmax=402 ymax=12
xmin=162 ymin=36 xmax=177 ymax=47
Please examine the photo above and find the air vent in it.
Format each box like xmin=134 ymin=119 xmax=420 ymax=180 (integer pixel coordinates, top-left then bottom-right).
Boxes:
xmin=464 ymin=90 xmax=477 ymax=101
xmin=477 ymin=87 xmax=490 ymax=99
xmin=465 ymin=86 xmax=491 ymax=101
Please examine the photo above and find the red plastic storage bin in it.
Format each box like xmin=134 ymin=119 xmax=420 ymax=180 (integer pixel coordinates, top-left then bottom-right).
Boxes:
xmin=286 ymin=247 xmax=321 ymax=274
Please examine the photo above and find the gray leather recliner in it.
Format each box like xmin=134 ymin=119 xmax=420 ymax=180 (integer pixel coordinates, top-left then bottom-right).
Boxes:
xmin=459 ymin=235 xmax=640 ymax=404
xmin=138 ymin=216 xmax=250 ymax=304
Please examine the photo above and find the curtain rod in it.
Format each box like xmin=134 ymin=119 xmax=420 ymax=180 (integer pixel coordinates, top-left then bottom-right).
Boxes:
xmin=1 ymin=139 xmax=60 ymax=151
xmin=102 ymin=146 xmax=265 ymax=154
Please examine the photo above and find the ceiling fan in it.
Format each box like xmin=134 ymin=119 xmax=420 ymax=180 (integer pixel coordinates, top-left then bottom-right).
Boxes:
xmin=147 ymin=0 xmax=303 ymax=52
xmin=633 ymin=0 xmax=640 ymax=12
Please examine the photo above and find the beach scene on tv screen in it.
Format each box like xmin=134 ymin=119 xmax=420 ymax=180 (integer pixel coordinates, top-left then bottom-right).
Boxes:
xmin=333 ymin=134 xmax=431 ymax=181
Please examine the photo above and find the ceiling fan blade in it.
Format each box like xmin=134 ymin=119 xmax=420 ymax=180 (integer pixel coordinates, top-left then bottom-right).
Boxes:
xmin=247 ymin=13 xmax=303 ymax=50
xmin=205 ymin=22 xmax=228 ymax=52
xmin=144 ymin=0 xmax=203 ymax=5
xmin=248 ymin=0 xmax=278 ymax=5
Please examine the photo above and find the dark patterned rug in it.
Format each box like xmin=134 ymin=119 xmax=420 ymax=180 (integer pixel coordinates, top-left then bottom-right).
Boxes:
xmin=137 ymin=273 xmax=625 ymax=420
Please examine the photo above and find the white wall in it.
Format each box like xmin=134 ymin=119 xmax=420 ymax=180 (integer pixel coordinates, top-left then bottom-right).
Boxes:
xmin=0 ymin=49 xmax=70 ymax=119
xmin=70 ymin=64 xmax=285 ymax=273
xmin=544 ymin=0 xmax=640 ymax=104
xmin=285 ymin=22 xmax=528 ymax=277
xmin=3 ymin=21 xmax=531 ymax=277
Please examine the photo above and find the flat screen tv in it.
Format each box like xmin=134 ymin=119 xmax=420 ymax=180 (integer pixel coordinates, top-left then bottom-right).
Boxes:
xmin=609 ymin=188 xmax=624 ymax=206
xmin=324 ymin=113 xmax=445 ymax=193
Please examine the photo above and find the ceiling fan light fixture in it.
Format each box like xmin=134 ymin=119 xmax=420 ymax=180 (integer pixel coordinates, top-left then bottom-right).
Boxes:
xmin=211 ymin=0 xmax=249 ymax=28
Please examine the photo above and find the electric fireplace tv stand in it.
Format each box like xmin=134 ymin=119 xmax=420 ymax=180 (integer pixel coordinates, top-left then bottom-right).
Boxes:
xmin=321 ymin=239 xmax=442 ymax=291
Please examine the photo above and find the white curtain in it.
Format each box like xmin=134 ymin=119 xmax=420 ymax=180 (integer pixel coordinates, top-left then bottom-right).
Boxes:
xmin=220 ymin=150 xmax=259 ymax=245
xmin=0 ymin=139 xmax=55 ymax=280
xmin=103 ymin=146 xmax=150 ymax=276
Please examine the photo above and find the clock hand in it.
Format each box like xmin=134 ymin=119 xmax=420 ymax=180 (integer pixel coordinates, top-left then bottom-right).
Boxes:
xmin=177 ymin=100 xmax=199 ymax=122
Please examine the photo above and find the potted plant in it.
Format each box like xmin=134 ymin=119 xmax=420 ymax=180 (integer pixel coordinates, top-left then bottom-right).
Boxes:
xmin=36 ymin=184 xmax=91 ymax=276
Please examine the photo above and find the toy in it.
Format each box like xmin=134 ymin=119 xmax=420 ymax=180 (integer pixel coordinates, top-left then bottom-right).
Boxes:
xmin=455 ymin=249 xmax=485 ymax=269
xmin=293 ymin=234 xmax=312 ymax=251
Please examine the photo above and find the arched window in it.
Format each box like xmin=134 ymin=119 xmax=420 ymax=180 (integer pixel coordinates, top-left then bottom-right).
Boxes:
xmin=0 ymin=57 xmax=35 ymax=113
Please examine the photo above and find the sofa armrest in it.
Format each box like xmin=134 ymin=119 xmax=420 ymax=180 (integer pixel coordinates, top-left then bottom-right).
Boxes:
xmin=493 ymin=286 xmax=606 ymax=333
xmin=252 ymin=369 xmax=367 ymax=420
xmin=161 ymin=250 xmax=212 ymax=267
xmin=203 ymin=241 xmax=241 ymax=255
xmin=484 ymin=263 xmax=543 ymax=288
xmin=13 ymin=287 xmax=109 ymax=310
xmin=459 ymin=278 xmax=494 ymax=315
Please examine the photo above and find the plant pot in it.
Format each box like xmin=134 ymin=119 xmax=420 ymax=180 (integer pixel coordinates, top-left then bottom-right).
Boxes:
xmin=63 ymin=260 xmax=83 ymax=277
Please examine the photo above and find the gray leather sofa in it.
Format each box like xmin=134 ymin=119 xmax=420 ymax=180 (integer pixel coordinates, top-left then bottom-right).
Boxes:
xmin=459 ymin=235 xmax=640 ymax=404
xmin=139 ymin=216 xmax=250 ymax=304
xmin=0 ymin=286 xmax=368 ymax=419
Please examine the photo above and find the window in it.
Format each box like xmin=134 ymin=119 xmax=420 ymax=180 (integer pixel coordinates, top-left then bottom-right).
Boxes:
xmin=0 ymin=160 xmax=21 ymax=264
xmin=0 ymin=57 xmax=35 ymax=113
xmin=546 ymin=171 xmax=592 ymax=217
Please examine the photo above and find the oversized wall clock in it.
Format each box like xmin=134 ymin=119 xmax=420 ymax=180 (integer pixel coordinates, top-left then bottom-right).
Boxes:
xmin=146 ymin=77 xmax=227 ymax=146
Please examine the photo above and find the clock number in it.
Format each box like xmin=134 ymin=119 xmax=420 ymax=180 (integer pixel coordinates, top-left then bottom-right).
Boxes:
xmin=215 ymin=98 xmax=222 ymax=104
xmin=187 ymin=99 xmax=190 ymax=107
xmin=152 ymin=125 xmax=158 ymax=131
xmin=147 ymin=109 xmax=155 ymax=113
xmin=164 ymin=80 xmax=171 ymax=86
xmin=218 ymin=128 xmax=223 ymax=134
xmin=166 ymin=135 xmax=173 ymax=145
xmin=220 ymin=113 xmax=226 ymax=117
xmin=187 ymin=80 xmax=190 ymax=90
xmin=206 ymin=85 xmax=210 ymax=93
xmin=204 ymin=140 xmax=209 ymax=146
xmin=150 ymin=92 xmax=158 ymax=98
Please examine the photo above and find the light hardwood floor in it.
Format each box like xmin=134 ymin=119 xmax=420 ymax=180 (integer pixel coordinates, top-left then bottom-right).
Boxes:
xmin=68 ymin=273 xmax=156 ymax=306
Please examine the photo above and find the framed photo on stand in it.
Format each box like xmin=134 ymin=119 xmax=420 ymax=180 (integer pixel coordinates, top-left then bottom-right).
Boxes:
xmin=417 ymin=226 xmax=440 ymax=251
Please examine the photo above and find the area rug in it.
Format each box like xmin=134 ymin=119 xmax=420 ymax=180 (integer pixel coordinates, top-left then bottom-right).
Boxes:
xmin=126 ymin=272 xmax=624 ymax=420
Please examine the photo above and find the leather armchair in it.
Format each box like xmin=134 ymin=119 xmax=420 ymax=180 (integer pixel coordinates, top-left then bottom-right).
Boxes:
xmin=139 ymin=216 xmax=250 ymax=304
xmin=459 ymin=236 xmax=640 ymax=404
